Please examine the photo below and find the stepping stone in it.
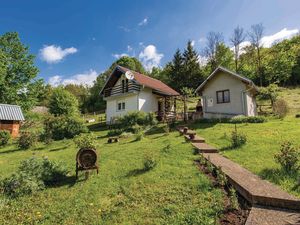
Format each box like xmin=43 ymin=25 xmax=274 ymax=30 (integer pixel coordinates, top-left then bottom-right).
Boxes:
xmin=184 ymin=134 xmax=205 ymax=143
xmin=202 ymin=153 xmax=300 ymax=210
xmin=192 ymin=142 xmax=218 ymax=153
xmin=245 ymin=205 xmax=300 ymax=225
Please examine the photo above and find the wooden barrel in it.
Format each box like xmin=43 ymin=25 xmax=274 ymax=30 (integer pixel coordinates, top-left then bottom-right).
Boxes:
xmin=76 ymin=148 xmax=97 ymax=169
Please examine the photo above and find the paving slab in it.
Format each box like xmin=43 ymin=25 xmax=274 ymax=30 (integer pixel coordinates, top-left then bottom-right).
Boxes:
xmin=192 ymin=142 xmax=218 ymax=153
xmin=202 ymin=153 xmax=300 ymax=210
xmin=245 ymin=205 xmax=300 ymax=225
xmin=184 ymin=134 xmax=205 ymax=143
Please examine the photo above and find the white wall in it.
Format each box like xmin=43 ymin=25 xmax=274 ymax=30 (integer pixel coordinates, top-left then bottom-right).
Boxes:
xmin=246 ymin=92 xmax=257 ymax=116
xmin=202 ymin=71 xmax=252 ymax=118
xmin=138 ymin=88 xmax=158 ymax=112
xmin=106 ymin=94 xmax=138 ymax=123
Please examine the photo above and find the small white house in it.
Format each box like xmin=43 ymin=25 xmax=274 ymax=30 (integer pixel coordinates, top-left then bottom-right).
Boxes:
xmin=100 ymin=66 xmax=180 ymax=124
xmin=195 ymin=66 xmax=258 ymax=118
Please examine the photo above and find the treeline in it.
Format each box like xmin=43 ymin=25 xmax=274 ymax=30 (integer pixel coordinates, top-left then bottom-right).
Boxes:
xmin=1 ymin=24 xmax=300 ymax=113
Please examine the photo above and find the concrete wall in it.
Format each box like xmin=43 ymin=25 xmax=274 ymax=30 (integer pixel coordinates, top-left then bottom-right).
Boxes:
xmin=202 ymin=71 xmax=256 ymax=118
xmin=245 ymin=92 xmax=257 ymax=116
xmin=138 ymin=87 xmax=158 ymax=112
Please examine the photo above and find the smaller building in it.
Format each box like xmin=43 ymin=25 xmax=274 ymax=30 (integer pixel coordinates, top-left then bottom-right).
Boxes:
xmin=0 ymin=104 xmax=25 ymax=137
xmin=195 ymin=66 xmax=258 ymax=118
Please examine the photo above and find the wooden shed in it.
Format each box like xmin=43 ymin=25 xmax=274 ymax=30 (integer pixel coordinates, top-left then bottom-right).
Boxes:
xmin=0 ymin=104 xmax=25 ymax=138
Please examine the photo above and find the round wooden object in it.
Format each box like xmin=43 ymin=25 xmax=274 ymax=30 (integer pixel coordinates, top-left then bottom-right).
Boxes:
xmin=76 ymin=148 xmax=97 ymax=169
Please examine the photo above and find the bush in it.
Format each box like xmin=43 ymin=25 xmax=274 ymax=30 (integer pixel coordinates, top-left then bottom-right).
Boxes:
xmin=0 ymin=130 xmax=10 ymax=146
xmin=118 ymin=111 xmax=157 ymax=132
xmin=44 ymin=116 xmax=88 ymax=140
xmin=273 ymin=99 xmax=289 ymax=118
xmin=216 ymin=166 xmax=227 ymax=187
xmin=107 ymin=129 xmax=122 ymax=137
xmin=18 ymin=157 xmax=68 ymax=185
xmin=1 ymin=157 xmax=68 ymax=197
xmin=18 ymin=132 xmax=37 ymax=150
xmin=135 ymin=131 xmax=144 ymax=141
xmin=274 ymin=141 xmax=299 ymax=173
xmin=231 ymin=130 xmax=247 ymax=148
xmin=163 ymin=124 xmax=170 ymax=135
xmin=143 ymin=154 xmax=157 ymax=171
xmin=229 ymin=115 xmax=267 ymax=123
xmin=74 ymin=133 xmax=96 ymax=149
xmin=1 ymin=172 xmax=44 ymax=197
xmin=228 ymin=187 xmax=239 ymax=210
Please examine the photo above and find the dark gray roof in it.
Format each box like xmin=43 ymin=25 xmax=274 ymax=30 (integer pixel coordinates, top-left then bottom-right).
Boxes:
xmin=195 ymin=66 xmax=258 ymax=93
xmin=0 ymin=104 xmax=25 ymax=121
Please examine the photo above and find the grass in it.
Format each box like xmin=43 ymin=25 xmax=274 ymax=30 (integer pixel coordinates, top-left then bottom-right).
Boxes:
xmin=0 ymin=125 xmax=224 ymax=224
xmin=189 ymin=87 xmax=300 ymax=198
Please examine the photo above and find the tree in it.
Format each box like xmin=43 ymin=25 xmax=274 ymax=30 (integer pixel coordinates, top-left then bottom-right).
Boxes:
xmin=248 ymin=23 xmax=265 ymax=86
xmin=215 ymin=43 xmax=234 ymax=70
xmin=64 ymin=84 xmax=89 ymax=113
xmin=230 ymin=26 xmax=246 ymax=72
xmin=49 ymin=88 xmax=79 ymax=116
xmin=0 ymin=32 xmax=40 ymax=110
xmin=169 ymin=49 xmax=184 ymax=90
xmin=204 ymin=32 xmax=224 ymax=72
xmin=182 ymin=41 xmax=204 ymax=90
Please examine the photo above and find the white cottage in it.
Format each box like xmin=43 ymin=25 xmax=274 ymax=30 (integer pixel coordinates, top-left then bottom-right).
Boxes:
xmin=195 ymin=66 xmax=258 ymax=118
xmin=100 ymin=66 xmax=180 ymax=124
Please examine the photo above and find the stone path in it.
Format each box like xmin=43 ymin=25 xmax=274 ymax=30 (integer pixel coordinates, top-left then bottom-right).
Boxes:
xmin=178 ymin=127 xmax=300 ymax=224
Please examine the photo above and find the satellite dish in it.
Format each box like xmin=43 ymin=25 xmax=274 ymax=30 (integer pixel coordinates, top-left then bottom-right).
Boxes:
xmin=125 ymin=71 xmax=134 ymax=80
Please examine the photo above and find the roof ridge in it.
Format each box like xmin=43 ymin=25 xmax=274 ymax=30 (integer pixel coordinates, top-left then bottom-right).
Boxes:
xmin=118 ymin=65 xmax=164 ymax=83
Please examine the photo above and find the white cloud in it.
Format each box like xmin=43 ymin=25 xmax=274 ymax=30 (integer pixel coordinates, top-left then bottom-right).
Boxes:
xmin=48 ymin=69 xmax=98 ymax=87
xmin=40 ymin=45 xmax=78 ymax=64
xmin=112 ymin=53 xmax=129 ymax=59
xmin=127 ymin=45 xmax=133 ymax=52
xmin=198 ymin=55 xmax=208 ymax=66
xmin=138 ymin=18 xmax=148 ymax=26
xmin=118 ymin=26 xmax=130 ymax=32
xmin=139 ymin=45 xmax=163 ymax=71
xmin=261 ymin=28 xmax=299 ymax=47
xmin=191 ymin=40 xmax=195 ymax=46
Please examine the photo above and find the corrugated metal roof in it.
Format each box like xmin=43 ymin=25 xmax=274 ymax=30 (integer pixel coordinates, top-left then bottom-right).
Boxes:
xmin=0 ymin=104 xmax=25 ymax=121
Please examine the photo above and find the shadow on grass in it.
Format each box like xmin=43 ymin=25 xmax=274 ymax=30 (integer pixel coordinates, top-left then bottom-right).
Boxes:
xmin=259 ymin=167 xmax=300 ymax=191
xmin=87 ymin=122 xmax=107 ymax=132
xmin=49 ymin=175 xmax=86 ymax=188
xmin=144 ymin=126 xmax=166 ymax=135
xmin=125 ymin=168 xmax=148 ymax=177
xmin=49 ymin=146 xmax=68 ymax=152
xmin=0 ymin=148 xmax=21 ymax=155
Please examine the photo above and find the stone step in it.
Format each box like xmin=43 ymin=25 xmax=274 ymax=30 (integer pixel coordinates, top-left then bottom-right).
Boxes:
xmin=245 ymin=205 xmax=300 ymax=225
xmin=203 ymin=153 xmax=300 ymax=210
xmin=184 ymin=134 xmax=205 ymax=143
xmin=192 ymin=142 xmax=218 ymax=153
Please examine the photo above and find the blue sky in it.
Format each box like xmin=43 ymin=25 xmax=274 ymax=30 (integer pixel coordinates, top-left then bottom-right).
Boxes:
xmin=1 ymin=0 xmax=300 ymax=86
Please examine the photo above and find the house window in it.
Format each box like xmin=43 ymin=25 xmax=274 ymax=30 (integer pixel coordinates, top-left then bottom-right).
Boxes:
xmin=216 ymin=90 xmax=230 ymax=103
xmin=117 ymin=102 xmax=126 ymax=111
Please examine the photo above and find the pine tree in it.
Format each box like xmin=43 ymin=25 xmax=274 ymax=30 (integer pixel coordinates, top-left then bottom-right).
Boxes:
xmin=169 ymin=49 xmax=184 ymax=91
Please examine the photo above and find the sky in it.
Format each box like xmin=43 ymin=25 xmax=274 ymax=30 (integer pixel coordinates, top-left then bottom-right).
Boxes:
xmin=1 ymin=0 xmax=300 ymax=86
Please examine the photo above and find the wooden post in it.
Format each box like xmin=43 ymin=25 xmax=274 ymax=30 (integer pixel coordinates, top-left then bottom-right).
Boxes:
xmin=183 ymin=95 xmax=188 ymax=122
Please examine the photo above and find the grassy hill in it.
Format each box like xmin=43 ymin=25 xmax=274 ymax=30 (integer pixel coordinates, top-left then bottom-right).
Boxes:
xmin=0 ymin=126 xmax=224 ymax=224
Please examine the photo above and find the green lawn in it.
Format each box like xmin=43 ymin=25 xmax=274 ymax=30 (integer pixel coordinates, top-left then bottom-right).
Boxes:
xmin=0 ymin=126 xmax=224 ymax=225
xmin=190 ymin=115 xmax=300 ymax=198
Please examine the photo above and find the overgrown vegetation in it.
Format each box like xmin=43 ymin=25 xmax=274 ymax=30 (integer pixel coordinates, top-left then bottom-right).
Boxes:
xmin=231 ymin=130 xmax=247 ymax=148
xmin=73 ymin=133 xmax=96 ymax=149
xmin=0 ymin=130 xmax=10 ymax=146
xmin=18 ymin=132 xmax=37 ymax=150
xmin=274 ymin=141 xmax=300 ymax=173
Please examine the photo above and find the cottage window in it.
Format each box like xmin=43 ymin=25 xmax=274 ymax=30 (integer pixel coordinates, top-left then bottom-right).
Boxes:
xmin=117 ymin=102 xmax=126 ymax=111
xmin=216 ymin=90 xmax=230 ymax=103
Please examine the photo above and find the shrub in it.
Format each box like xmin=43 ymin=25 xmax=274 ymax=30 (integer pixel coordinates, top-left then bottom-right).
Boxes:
xmin=229 ymin=115 xmax=267 ymax=123
xmin=18 ymin=132 xmax=37 ymax=150
xmin=1 ymin=172 xmax=44 ymax=197
xmin=143 ymin=154 xmax=157 ymax=171
xmin=163 ymin=124 xmax=170 ymax=135
xmin=231 ymin=130 xmax=247 ymax=148
xmin=228 ymin=187 xmax=239 ymax=210
xmin=132 ymin=124 xmax=143 ymax=134
xmin=274 ymin=141 xmax=299 ymax=173
xmin=0 ymin=130 xmax=10 ymax=146
xmin=206 ymin=161 xmax=214 ymax=173
xmin=74 ymin=133 xmax=96 ymax=149
xmin=216 ymin=166 xmax=227 ymax=187
xmin=44 ymin=116 xmax=88 ymax=140
xmin=135 ymin=131 xmax=144 ymax=141
xmin=107 ymin=129 xmax=122 ymax=137
xmin=18 ymin=157 xmax=68 ymax=185
xmin=273 ymin=99 xmax=289 ymax=118
xmin=118 ymin=111 xmax=157 ymax=132
xmin=119 ymin=132 xmax=133 ymax=138
xmin=1 ymin=157 xmax=68 ymax=197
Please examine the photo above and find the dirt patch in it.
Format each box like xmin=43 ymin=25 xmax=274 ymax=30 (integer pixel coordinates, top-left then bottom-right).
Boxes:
xmin=195 ymin=160 xmax=250 ymax=225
